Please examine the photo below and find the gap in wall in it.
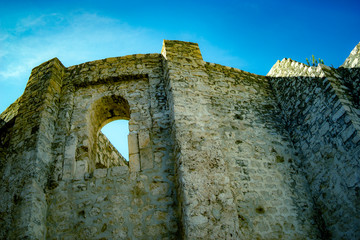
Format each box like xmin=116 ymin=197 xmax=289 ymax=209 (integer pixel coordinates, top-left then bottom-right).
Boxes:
xmin=101 ymin=119 xmax=129 ymax=161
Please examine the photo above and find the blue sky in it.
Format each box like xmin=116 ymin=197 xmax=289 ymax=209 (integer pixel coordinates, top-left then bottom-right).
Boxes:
xmin=1 ymin=0 xmax=359 ymax=158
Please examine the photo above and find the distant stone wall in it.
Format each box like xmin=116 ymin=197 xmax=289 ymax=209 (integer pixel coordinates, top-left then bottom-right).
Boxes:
xmin=338 ymin=43 xmax=360 ymax=108
xmin=342 ymin=43 xmax=360 ymax=69
xmin=268 ymin=57 xmax=360 ymax=239
xmin=96 ymin=131 xmax=128 ymax=168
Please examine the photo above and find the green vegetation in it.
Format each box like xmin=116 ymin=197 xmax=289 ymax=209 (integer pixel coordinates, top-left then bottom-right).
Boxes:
xmin=306 ymin=55 xmax=324 ymax=66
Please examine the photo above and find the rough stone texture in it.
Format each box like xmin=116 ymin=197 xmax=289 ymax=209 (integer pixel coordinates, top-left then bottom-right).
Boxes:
xmin=267 ymin=50 xmax=360 ymax=239
xmin=0 ymin=40 xmax=359 ymax=239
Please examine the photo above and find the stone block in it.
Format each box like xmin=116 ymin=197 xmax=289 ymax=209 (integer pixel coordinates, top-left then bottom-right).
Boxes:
xmin=93 ymin=168 xmax=108 ymax=178
xmin=129 ymin=153 xmax=140 ymax=172
xmin=140 ymin=147 xmax=153 ymax=170
xmin=191 ymin=215 xmax=208 ymax=225
xmin=319 ymin=122 xmax=330 ymax=136
xmin=128 ymin=133 xmax=139 ymax=154
xmin=341 ymin=125 xmax=356 ymax=142
xmin=150 ymin=182 xmax=169 ymax=196
xmin=74 ymin=160 xmax=87 ymax=180
xmin=138 ymin=131 xmax=150 ymax=149
xmin=111 ymin=166 xmax=129 ymax=176
xmin=332 ymin=107 xmax=346 ymax=122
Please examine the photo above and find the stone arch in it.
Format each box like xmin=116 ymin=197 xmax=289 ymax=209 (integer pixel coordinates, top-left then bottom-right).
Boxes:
xmin=67 ymin=75 xmax=154 ymax=180
xmin=86 ymin=94 xmax=130 ymax=172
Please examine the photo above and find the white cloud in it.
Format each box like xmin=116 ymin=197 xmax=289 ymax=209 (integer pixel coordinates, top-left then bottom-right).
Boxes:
xmin=0 ymin=13 xmax=160 ymax=84
xmin=0 ymin=12 xmax=246 ymax=86
xmin=14 ymin=13 xmax=64 ymax=33
xmin=0 ymin=11 xmax=248 ymax=115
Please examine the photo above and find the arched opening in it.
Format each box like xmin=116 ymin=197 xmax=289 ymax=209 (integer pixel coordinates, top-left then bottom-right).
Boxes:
xmin=101 ymin=120 xmax=129 ymax=161
xmin=86 ymin=95 xmax=131 ymax=171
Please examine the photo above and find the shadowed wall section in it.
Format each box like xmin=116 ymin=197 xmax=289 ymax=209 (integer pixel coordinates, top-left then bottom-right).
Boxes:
xmin=267 ymin=55 xmax=360 ymax=239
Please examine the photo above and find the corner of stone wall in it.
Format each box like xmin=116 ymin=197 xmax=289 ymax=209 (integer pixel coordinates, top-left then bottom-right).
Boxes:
xmin=161 ymin=40 xmax=203 ymax=61
xmin=1 ymin=57 xmax=66 ymax=239
xmin=0 ymin=97 xmax=21 ymax=128
xmin=337 ymin=42 xmax=360 ymax=110
xmin=341 ymin=42 xmax=360 ymax=68
xmin=162 ymin=39 xmax=242 ymax=239
xmin=319 ymin=64 xmax=360 ymax=131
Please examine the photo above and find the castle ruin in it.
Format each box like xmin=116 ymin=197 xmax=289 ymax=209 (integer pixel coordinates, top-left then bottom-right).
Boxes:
xmin=0 ymin=40 xmax=359 ymax=239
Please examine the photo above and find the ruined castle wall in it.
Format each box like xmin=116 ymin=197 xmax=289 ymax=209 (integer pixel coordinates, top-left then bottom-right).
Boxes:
xmin=1 ymin=40 xmax=359 ymax=239
xmin=162 ymin=40 xmax=320 ymax=239
xmin=46 ymin=53 xmax=180 ymax=239
xmin=51 ymin=54 xmax=165 ymax=180
xmin=268 ymin=59 xmax=360 ymax=239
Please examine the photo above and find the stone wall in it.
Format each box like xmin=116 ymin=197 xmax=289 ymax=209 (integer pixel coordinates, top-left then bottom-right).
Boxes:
xmin=205 ymin=63 xmax=320 ymax=239
xmin=45 ymin=52 xmax=179 ymax=239
xmin=0 ymin=100 xmax=19 ymax=186
xmin=162 ymin=40 xmax=320 ymax=239
xmin=47 ymin=165 xmax=178 ymax=239
xmin=338 ymin=43 xmax=360 ymax=108
xmin=268 ymin=55 xmax=360 ymax=239
xmin=0 ymin=40 xmax=359 ymax=239
xmin=0 ymin=58 xmax=65 ymax=239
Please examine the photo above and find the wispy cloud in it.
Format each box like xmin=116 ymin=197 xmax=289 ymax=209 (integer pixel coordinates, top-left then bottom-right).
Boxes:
xmin=14 ymin=13 xmax=65 ymax=33
xmin=0 ymin=11 xmax=247 ymax=113
xmin=0 ymin=13 xmax=160 ymax=84
xmin=0 ymin=12 xmax=247 ymax=86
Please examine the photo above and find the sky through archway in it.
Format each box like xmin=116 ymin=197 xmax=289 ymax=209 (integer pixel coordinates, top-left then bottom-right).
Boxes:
xmin=101 ymin=119 xmax=129 ymax=161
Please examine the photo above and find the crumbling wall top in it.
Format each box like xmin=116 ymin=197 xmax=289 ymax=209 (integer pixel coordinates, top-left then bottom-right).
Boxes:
xmin=341 ymin=42 xmax=360 ymax=68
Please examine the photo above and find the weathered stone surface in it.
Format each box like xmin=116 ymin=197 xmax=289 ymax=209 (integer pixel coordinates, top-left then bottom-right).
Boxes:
xmin=0 ymin=40 xmax=359 ymax=239
xmin=267 ymin=48 xmax=360 ymax=239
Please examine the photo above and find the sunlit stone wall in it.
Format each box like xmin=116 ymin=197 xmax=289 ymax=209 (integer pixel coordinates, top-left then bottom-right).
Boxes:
xmin=0 ymin=40 xmax=359 ymax=239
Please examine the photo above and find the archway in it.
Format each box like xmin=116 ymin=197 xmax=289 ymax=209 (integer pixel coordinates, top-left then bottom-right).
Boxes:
xmin=86 ymin=95 xmax=131 ymax=171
